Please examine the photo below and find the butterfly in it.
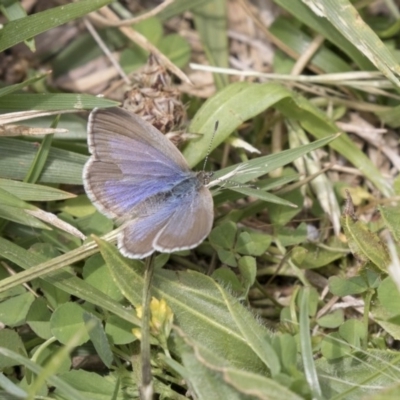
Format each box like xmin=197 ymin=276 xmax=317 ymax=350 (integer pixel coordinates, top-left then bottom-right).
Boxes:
xmin=83 ymin=107 xmax=214 ymax=259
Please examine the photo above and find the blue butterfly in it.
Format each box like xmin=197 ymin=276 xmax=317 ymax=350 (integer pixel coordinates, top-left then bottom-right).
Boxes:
xmin=83 ymin=107 xmax=214 ymax=259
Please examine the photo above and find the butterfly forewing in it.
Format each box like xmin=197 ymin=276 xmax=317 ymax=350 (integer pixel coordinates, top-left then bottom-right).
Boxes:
xmin=84 ymin=108 xmax=191 ymax=218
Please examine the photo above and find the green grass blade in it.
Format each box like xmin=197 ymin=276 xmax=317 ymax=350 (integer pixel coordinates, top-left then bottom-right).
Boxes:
xmin=0 ymin=179 xmax=75 ymax=201
xmin=0 ymin=93 xmax=119 ymax=111
xmin=193 ymin=0 xmax=229 ymax=88
xmin=0 ymin=0 xmax=114 ymax=52
xmin=301 ymin=0 xmax=400 ymax=88
xmin=299 ymin=288 xmax=323 ymax=399
xmin=274 ymin=0 xmax=374 ymax=70
xmin=0 ymin=138 xmax=87 ymax=184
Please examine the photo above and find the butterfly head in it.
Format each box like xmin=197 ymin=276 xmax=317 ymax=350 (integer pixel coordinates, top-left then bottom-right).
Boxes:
xmin=197 ymin=171 xmax=213 ymax=185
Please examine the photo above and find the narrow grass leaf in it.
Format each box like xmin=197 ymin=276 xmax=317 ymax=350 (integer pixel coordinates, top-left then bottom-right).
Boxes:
xmin=0 ymin=372 xmax=28 ymax=398
xmin=0 ymin=93 xmax=119 ymax=111
xmin=301 ymin=0 xmax=400 ymax=88
xmin=0 ymin=348 xmax=87 ymax=400
xmin=0 ymin=0 xmax=114 ymax=52
xmin=83 ymin=312 xmax=114 ymax=368
xmin=159 ymin=0 xmax=213 ymax=20
xmin=0 ymin=138 xmax=87 ymax=184
xmin=24 ymin=128 xmax=55 ymax=184
xmin=193 ymin=0 xmax=229 ymax=89
xmin=212 ymin=133 xmax=337 ymax=183
xmin=185 ymin=81 xmax=391 ymax=197
xmin=299 ymin=288 xmax=323 ymax=399
xmin=270 ymin=17 xmax=351 ymax=73
xmin=0 ymin=71 xmax=50 ymax=98
xmin=0 ymin=204 xmax=49 ymax=229
xmin=274 ymin=0 xmax=374 ymax=70
xmin=0 ymin=186 xmax=36 ymax=210
xmin=0 ymin=179 xmax=75 ymax=201
xmin=0 ymin=0 xmax=35 ymax=51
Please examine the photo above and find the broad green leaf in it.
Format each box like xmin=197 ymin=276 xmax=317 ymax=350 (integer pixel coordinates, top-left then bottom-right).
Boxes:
xmin=158 ymin=34 xmax=191 ymax=68
xmin=271 ymin=334 xmax=298 ymax=376
xmin=329 ymin=276 xmax=368 ymax=297
xmin=209 ymin=221 xmax=237 ymax=249
xmin=320 ymin=332 xmax=351 ymax=360
xmin=268 ymin=189 xmax=304 ymax=227
xmin=379 ymin=205 xmax=400 ymax=242
xmin=235 ymin=231 xmax=271 ymax=256
xmin=212 ymin=267 xmax=242 ymax=291
xmin=50 ymin=302 xmax=89 ymax=345
xmin=0 ymin=292 xmax=35 ymax=327
xmin=185 ymin=82 xmax=292 ymax=166
xmin=293 ymin=241 xmax=347 ymax=269
xmin=216 ymin=248 xmax=237 ymax=267
xmin=341 ymin=214 xmax=391 ymax=272
xmin=339 ymin=319 xmax=364 ymax=349
xmin=0 ymin=329 xmax=27 ymax=369
xmin=60 ymin=195 xmax=97 ymax=218
xmin=95 ymin=236 xmax=277 ymax=374
xmin=317 ymin=309 xmax=344 ymax=329
xmin=377 ymin=277 xmax=400 ymax=316
xmin=26 ymin=297 xmax=52 ymax=340
xmin=172 ymin=334 xmax=301 ymax=400
xmin=0 ymin=237 xmax=139 ymax=326
xmin=82 ymin=254 xmax=124 ymax=302
xmin=105 ymin=315 xmax=136 ymax=345
xmin=371 ymin=299 xmax=400 ymax=341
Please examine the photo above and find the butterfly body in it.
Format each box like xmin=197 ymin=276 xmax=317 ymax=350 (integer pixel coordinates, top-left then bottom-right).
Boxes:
xmin=83 ymin=107 xmax=214 ymax=259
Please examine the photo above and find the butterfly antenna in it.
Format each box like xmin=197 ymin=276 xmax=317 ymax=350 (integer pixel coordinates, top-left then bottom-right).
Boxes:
xmin=202 ymin=121 xmax=219 ymax=172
